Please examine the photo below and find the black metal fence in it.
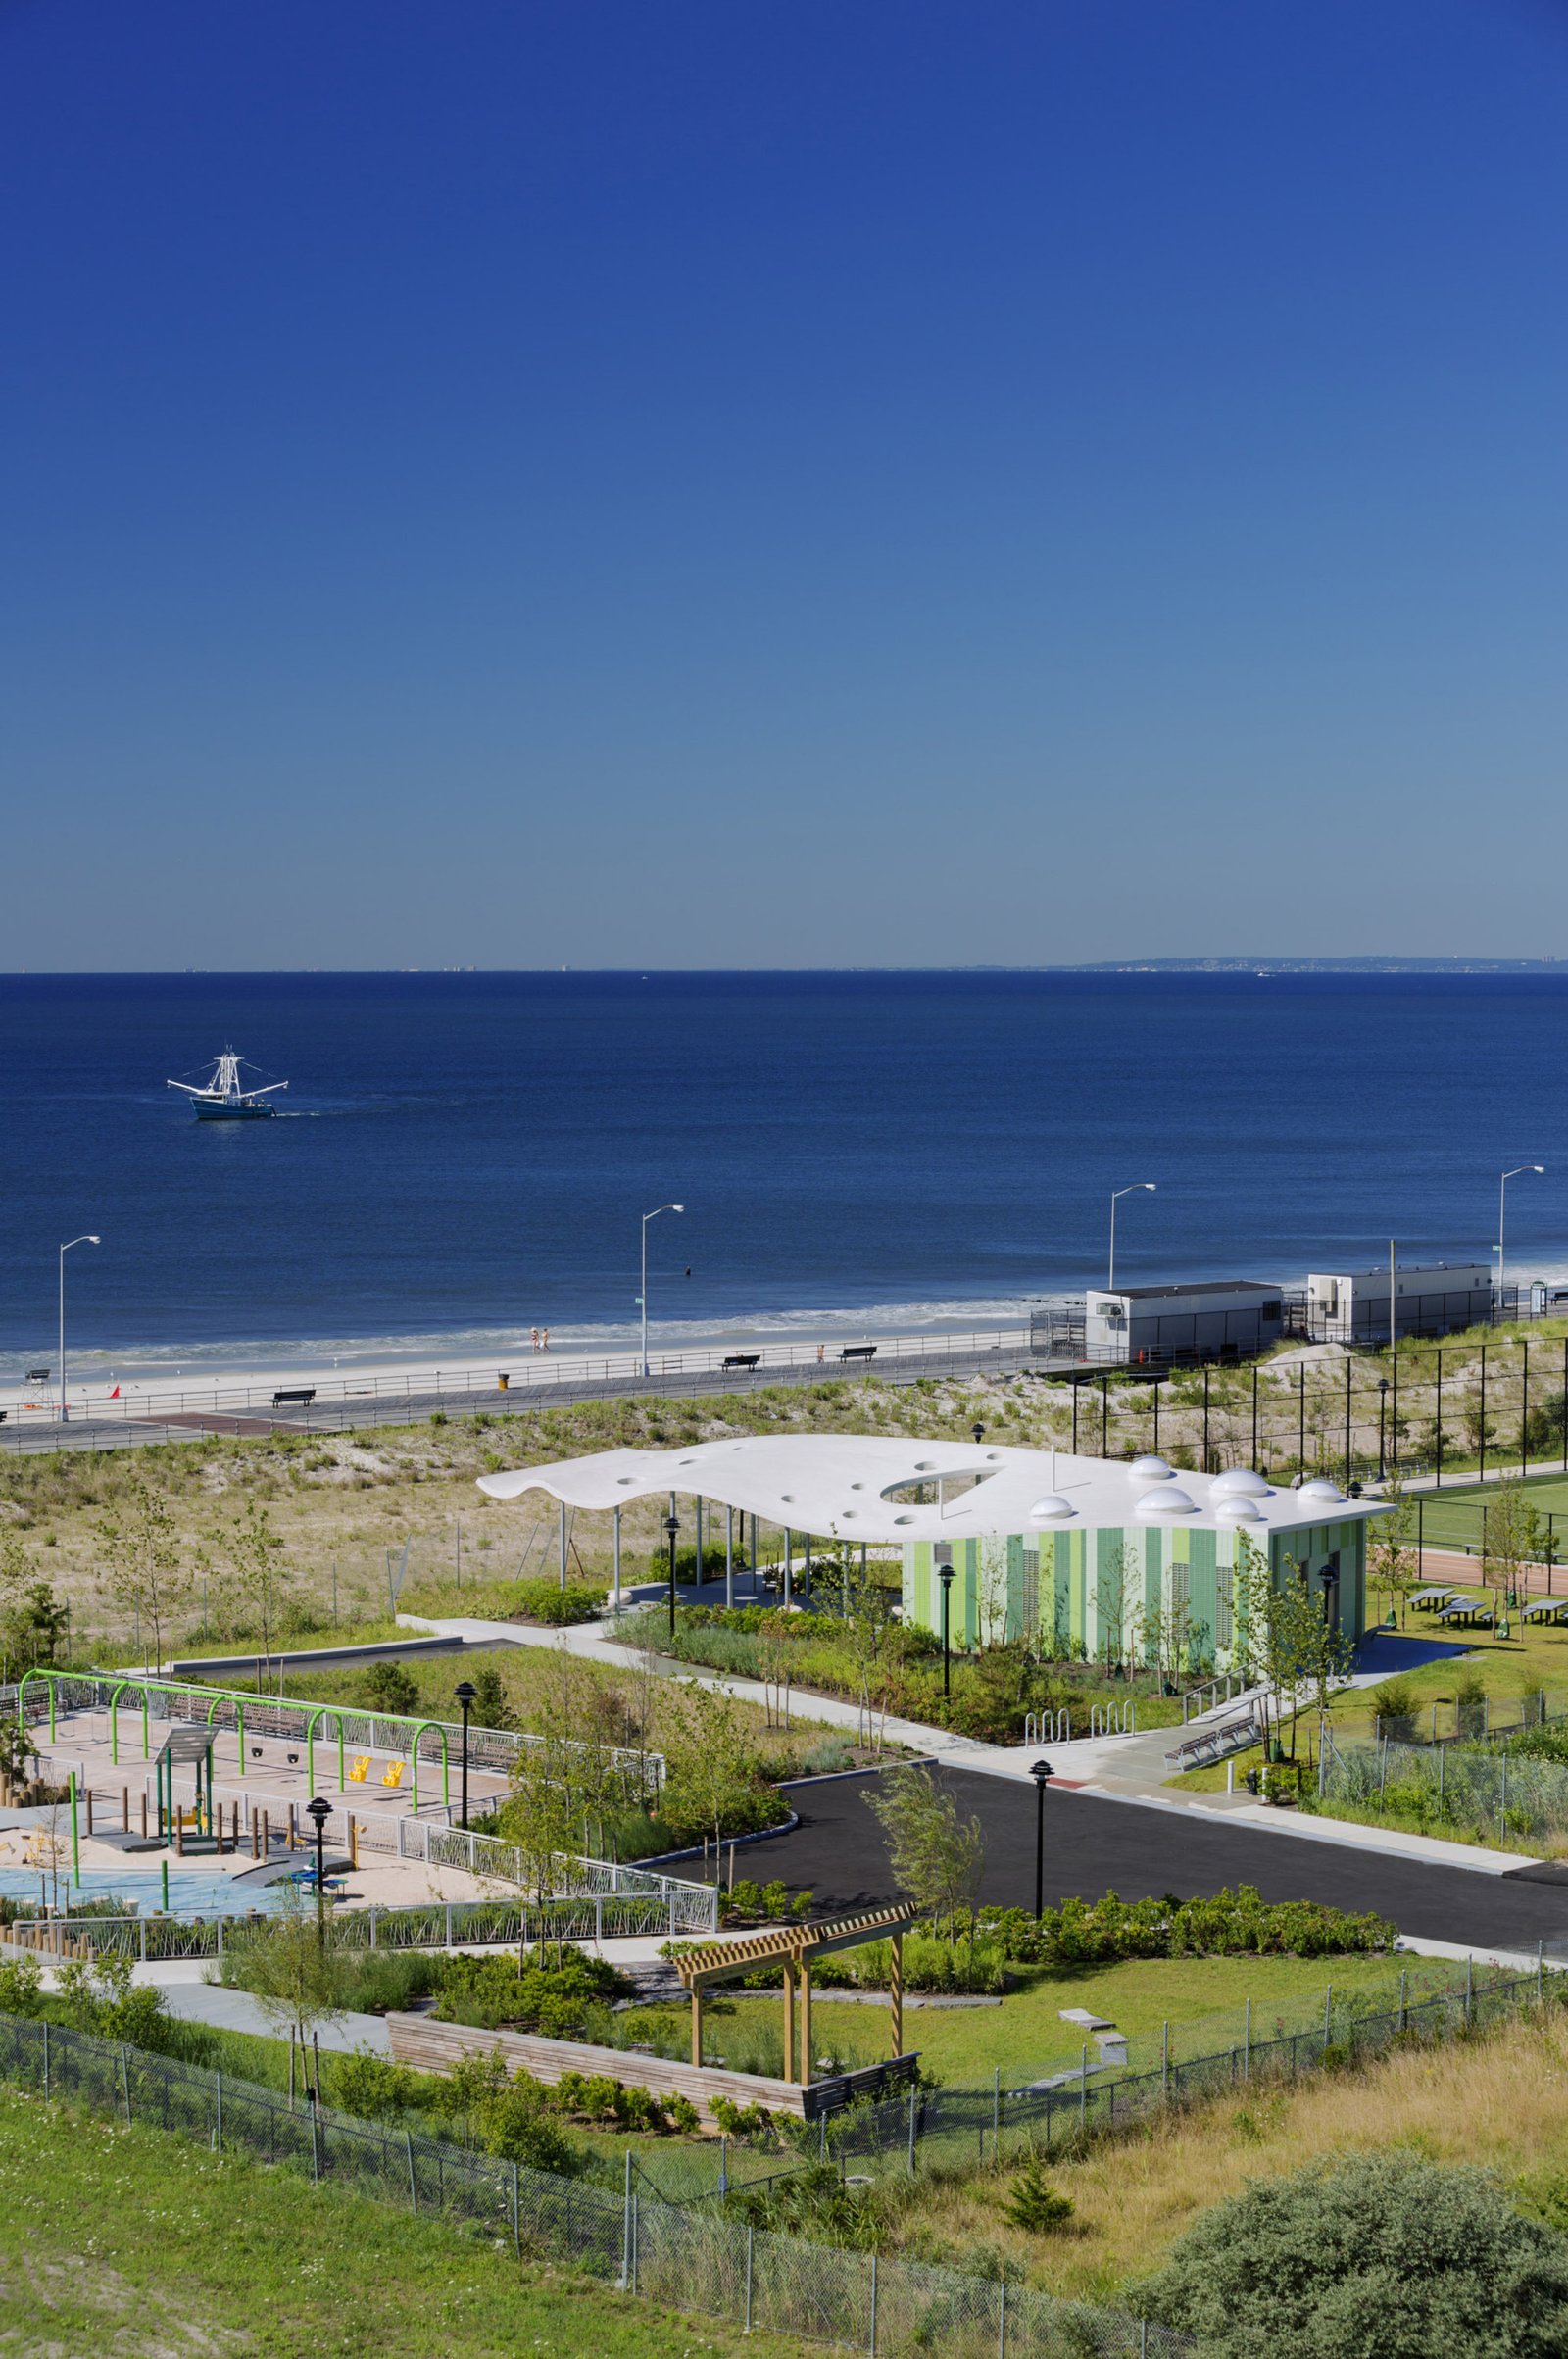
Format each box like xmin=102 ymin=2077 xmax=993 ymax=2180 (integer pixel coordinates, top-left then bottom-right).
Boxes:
xmin=0 ymin=2006 xmax=1185 ymax=2359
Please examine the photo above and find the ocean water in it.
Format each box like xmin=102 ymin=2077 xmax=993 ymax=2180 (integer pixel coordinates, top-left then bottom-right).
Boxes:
xmin=2 ymin=971 xmax=1567 ymax=1371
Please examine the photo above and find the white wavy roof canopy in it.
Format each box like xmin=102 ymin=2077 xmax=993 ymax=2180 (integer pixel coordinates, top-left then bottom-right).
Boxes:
xmin=476 ymin=1436 xmax=1389 ymax=1545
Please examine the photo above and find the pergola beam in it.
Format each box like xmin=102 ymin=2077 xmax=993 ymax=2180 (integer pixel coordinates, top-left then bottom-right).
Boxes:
xmin=676 ymin=1904 xmax=917 ymax=2086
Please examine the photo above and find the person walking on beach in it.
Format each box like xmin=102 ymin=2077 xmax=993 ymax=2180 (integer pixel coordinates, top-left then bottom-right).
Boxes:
xmin=541 ymin=1328 xmax=550 ymax=1352
xmin=530 ymin=1328 xmax=540 ymax=1352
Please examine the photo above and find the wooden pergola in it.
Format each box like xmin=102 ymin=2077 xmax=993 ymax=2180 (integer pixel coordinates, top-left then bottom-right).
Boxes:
xmin=674 ymin=1904 xmax=917 ymax=2084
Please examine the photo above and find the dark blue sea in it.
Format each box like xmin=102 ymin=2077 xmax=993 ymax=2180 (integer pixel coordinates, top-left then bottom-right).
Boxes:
xmin=3 ymin=972 xmax=1566 ymax=1374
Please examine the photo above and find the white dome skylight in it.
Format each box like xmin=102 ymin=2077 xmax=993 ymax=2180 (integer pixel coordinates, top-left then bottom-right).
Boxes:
xmin=1298 ymin=1478 xmax=1346 ymax=1503
xmin=1137 ymin=1486 xmax=1197 ymax=1516
xmin=1216 ymin=1497 xmax=1264 ymax=1522
xmin=1028 ymin=1494 xmax=1076 ymax=1520
xmin=1211 ymin=1468 xmax=1271 ymax=1498
xmin=1130 ymin=1454 xmax=1174 ymax=1480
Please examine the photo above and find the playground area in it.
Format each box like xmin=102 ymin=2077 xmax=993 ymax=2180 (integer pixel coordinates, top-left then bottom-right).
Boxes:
xmin=9 ymin=1668 xmax=522 ymax=1914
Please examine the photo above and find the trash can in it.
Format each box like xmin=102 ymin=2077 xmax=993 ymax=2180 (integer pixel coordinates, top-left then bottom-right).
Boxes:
xmin=497 ymin=1372 xmax=510 ymax=1392
xmin=1245 ymin=1767 xmax=1261 ymax=1797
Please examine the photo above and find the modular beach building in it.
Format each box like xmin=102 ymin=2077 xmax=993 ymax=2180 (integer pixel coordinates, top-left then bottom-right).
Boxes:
xmin=478 ymin=1437 xmax=1387 ymax=1672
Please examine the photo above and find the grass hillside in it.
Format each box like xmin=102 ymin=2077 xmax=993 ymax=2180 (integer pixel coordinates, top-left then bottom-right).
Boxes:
xmin=0 ymin=2083 xmax=806 ymax=2359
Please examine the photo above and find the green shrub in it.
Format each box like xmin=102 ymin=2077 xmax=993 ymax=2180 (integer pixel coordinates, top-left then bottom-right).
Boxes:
xmin=1004 ymin=2153 xmax=1074 ymax=2232
xmin=1370 ymin=1675 xmax=1418 ymax=1722
xmin=361 ymin=1661 xmax=420 ymax=1717
xmin=0 ymin=1957 xmax=43 ymax=2017
xmin=431 ymin=1948 xmax=626 ymax=2036
xmin=1137 ymin=2152 xmax=1568 ymax=2357
xmin=978 ymin=1888 xmax=1395 ymax=1968
xmin=511 ymin=1577 xmax=600 ymax=1626
xmin=330 ymin=2048 xmax=422 ymax=2122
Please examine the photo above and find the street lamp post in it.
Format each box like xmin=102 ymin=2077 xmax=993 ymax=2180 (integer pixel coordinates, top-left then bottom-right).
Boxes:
xmin=306 ymin=1795 xmax=331 ymax=1948
xmin=939 ymin=1563 xmax=956 ymax=1701
xmin=640 ymin=1204 xmax=685 ymax=1379
xmin=665 ymin=1507 xmax=682 ymax=1640
xmin=1497 ymin=1166 xmax=1545 ymax=1304
xmin=1107 ymin=1186 xmax=1155 ymax=1291
xmin=1029 ymin=1758 xmax=1055 ymax=1920
xmin=58 ymin=1235 xmax=101 ymax=1423
xmin=454 ymin=1679 xmax=476 ymax=1830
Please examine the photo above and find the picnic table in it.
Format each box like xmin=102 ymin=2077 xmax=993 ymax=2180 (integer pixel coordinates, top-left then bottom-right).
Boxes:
xmin=1437 ymin=1599 xmax=1494 ymax=1629
xmin=1411 ymin=1587 xmax=1461 ymax=1611
xmin=1523 ymin=1597 xmax=1568 ymax=1625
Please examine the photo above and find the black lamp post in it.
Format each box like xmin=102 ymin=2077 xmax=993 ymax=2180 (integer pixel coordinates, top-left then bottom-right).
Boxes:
xmin=454 ymin=1679 xmax=476 ymax=1830
xmin=305 ymin=1794 xmax=331 ymax=1948
xmin=665 ymin=1508 xmax=682 ymax=1640
xmin=1377 ymin=1379 xmax=1390 ymax=1481
xmin=939 ymin=1562 xmax=956 ymax=1700
xmin=1029 ymin=1758 xmax=1055 ymax=1920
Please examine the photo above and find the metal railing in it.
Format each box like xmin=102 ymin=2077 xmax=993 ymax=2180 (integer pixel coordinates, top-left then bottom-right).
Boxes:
xmin=0 ymin=1322 xmax=1040 ymax=1433
xmin=0 ymin=2008 xmax=1183 ymax=2358
xmin=9 ymin=1880 xmax=718 ymax=1960
xmin=13 ymin=1671 xmax=662 ymax=1799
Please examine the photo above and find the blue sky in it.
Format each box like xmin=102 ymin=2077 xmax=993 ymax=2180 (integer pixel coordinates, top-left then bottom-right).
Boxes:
xmin=3 ymin=1 xmax=1565 ymax=968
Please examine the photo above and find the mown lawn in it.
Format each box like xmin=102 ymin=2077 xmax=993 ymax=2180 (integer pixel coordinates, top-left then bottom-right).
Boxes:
xmin=0 ymin=2083 xmax=807 ymax=2359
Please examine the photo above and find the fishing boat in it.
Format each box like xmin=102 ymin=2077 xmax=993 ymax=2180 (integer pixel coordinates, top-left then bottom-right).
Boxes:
xmin=167 ymin=1050 xmax=288 ymax=1121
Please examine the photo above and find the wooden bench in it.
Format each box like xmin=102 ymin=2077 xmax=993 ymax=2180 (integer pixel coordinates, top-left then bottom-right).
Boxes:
xmin=721 ymin=1353 xmax=760 ymax=1371
xmin=271 ymin=1388 xmax=316 ymax=1409
xmin=840 ymin=1345 xmax=877 ymax=1363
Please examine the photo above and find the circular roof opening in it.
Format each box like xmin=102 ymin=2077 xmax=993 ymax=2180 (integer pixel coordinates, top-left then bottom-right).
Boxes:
xmin=1130 ymin=1454 xmax=1174 ymax=1481
xmin=1137 ymin=1486 xmax=1197 ymax=1516
xmin=1212 ymin=1468 xmax=1270 ymax=1498
xmin=1028 ymin=1494 xmax=1075 ymax=1520
xmin=913 ymin=1460 xmax=937 ymax=1472
xmin=893 ymin=1513 xmax=914 ymax=1526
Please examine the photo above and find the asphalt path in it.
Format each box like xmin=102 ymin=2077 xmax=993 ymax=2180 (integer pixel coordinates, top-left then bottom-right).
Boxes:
xmin=0 ymin=1345 xmax=1040 ymax=1457
xmin=769 ymin=1767 xmax=1568 ymax=1953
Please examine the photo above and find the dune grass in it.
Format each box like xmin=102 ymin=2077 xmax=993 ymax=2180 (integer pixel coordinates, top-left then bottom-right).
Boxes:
xmin=893 ymin=1994 xmax=1568 ymax=2302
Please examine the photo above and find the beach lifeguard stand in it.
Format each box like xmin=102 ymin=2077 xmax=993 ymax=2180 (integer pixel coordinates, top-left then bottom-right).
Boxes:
xmin=154 ymin=1725 xmax=218 ymax=1843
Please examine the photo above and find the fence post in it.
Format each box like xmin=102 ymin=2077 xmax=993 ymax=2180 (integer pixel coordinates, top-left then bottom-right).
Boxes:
xmin=1080 ymin=2044 xmax=1088 ymax=2129
xmin=993 ymin=2066 xmax=1001 ymax=2156
xmin=1244 ymin=1997 xmax=1251 ymax=2079
xmin=621 ymin=2149 xmax=633 ymax=2288
xmin=311 ymin=2106 xmax=320 ymax=2185
xmin=998 ymin=2277 xmax=1006 ymax=2359
xmin=407 ymin=2129 xmax=417 ymax=2212
xmin=1539 ymin=1941 xmax=1546 ymax=2004
xmin=446 ymin=1904 xmax=453 ymax=1946
xmin=744 ymin=2225 xmax=755 ymax=2334
xmin=217 ymin=1917 xmax=223 ymax=1964
xmin=42 ymin=2019 xmax=48 ymax=2099
xmin=868 ymin=2252 xmax=878 ymax=2356
xmin=1161 ymin=2021 xmax=1169 ymax=2098
xmin=1398 ymin=1968 xmax=1407 ymax=2033
xmin=1500 ymin=1751 xmax=1508 ymax=1843
xmin=215 ymin=2068 xmax=222 ymax=2152
xmin=512 ymin=2159 xmax=520 ymax=2257
xmin=1465 ymin=1954 xmax=1474 ymax=2025
xmin=370 ymin=1907 xmax=377 ymax=1950
xmin=1323 ymin=1986 xmax=1332 ymax=2049
xmin=907 ymin=2081 xmax=917 ymax=2175
xmin=630 ymin=2191 xmax=639 ymax=2296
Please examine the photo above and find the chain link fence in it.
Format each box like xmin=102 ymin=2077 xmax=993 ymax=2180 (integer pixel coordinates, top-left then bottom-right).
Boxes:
xmin=0 ymin=2006 xmax=1185 ymax=2358
xmin=1323 ymin=1731 xmax=1568 ymax=1852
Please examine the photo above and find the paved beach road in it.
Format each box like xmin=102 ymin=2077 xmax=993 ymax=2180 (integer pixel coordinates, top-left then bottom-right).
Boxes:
xmin=767 ymin=1768 xmax=1568 ymax=1955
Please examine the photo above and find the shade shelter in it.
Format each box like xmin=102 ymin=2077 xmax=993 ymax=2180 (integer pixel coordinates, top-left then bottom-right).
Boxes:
xmin=154 ymin=1725 xmax=218 ymax=1841
xmin=675 ymin=1904 xmax=917 ymax=2084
